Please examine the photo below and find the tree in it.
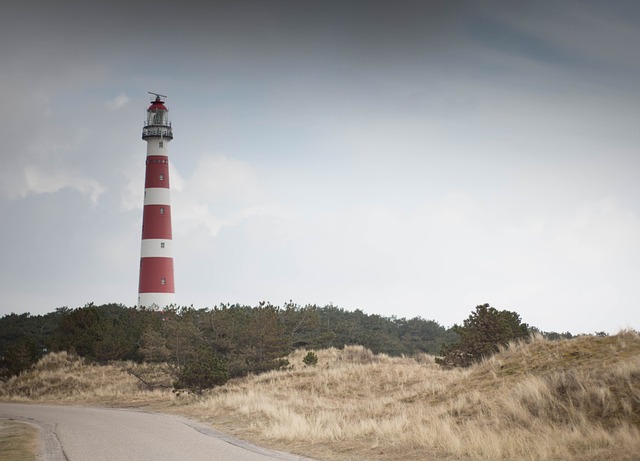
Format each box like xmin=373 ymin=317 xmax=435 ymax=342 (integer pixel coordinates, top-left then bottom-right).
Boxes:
xmin=396 ymin=316 xmax=458 ymax=355
xmin=436 ymin=304 xmax=530 ymax=368
xmin=139 ymin=328 xmax=171 ymax=363
xmin=243 ymin=303 xmax=289 ymax=373
xmin=160 ymin=306 xmax=202 ymax=368
xmin=204 ymin=303 xmax=290 ymax=377
xmin=0 ymin=311 xmax=60 ymax=378
xmin=173 ymin=347 xmax=229 ymax=394
xmin=279 ymin=302 xmax=321 ymax=349
xmin=0 ymin=337 xmax=39 ymax=379
xmin=51 ymin=304 xmax=155 ymax=363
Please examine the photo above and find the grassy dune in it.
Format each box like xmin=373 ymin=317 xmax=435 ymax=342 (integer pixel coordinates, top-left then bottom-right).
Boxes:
xmin=1 ymin=331 xmax=639 ymax=461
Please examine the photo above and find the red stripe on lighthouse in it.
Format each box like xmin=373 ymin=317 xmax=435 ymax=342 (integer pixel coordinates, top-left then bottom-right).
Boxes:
xmin=141 ymin=205 xmax=172 ymax=239
xmin=139 ymin=257 xmax=175 ymax=293
xmin=145 ymin=156 xmax=170 ymax=188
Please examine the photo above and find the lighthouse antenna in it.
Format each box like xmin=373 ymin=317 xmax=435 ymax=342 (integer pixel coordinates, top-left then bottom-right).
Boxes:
xmin=148 ymin=91 xmax=168 ymax=100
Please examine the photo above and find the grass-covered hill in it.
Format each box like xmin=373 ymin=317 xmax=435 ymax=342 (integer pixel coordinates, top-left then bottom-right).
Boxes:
xmin=2 ymin=331 xmax=639 ymax=461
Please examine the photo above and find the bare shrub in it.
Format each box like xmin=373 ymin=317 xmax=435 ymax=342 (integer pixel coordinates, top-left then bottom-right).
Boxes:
xmin=33 ymin=351 xmax=83 ymax=372
xmin=341 ymin=345 xmax=376 ymax=364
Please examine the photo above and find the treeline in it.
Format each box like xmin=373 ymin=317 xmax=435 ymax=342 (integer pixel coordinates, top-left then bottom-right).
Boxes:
xmin=0 ymin=302 xmax=458 ymax=380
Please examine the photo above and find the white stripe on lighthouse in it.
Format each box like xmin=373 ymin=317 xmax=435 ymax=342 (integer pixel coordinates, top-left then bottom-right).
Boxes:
xmin=146 ymin=142 xmax=169 ymax=156
xmin=144 ymin=188 xmax=171 ymax=206
xmin=138 ymin=292 xmax=175 ymax=309
xmin=140 ymin=239 xmax=173 ymax=258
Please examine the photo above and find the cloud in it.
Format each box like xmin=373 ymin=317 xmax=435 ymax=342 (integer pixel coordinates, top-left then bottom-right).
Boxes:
xmin=188 ymin=155 xmax=261 ymax=204
xmin=121 ymin=151 xmax=292 ymax=268
xmin=121 ymin=162 xmax=145 ymax=212
xmin=9 ymin=165 xmax=105 ymax=205
xmin=173 ymin=153 xmax=285 ymax=237
xmin=553 ymin=197 xmax=640 ymax=265
xmin=242 ymin=188 xmax=640 ymax=331
xmin=0 ymin=68 xmax=112 ymax=204
xmin=105 ymin=92 xmax=131 ymax=110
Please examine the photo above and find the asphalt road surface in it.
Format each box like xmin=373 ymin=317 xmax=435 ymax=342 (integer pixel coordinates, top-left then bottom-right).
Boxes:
xmin=0 ymin=403 xmax=317 ymax=461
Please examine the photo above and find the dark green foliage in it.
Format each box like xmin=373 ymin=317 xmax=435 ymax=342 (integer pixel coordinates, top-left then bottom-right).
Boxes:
xmin=196 ymin=303 xmax=290 ymax=377
xmin=292 ymin=304 xmax=453 ymax=356
xmin=138 ymin=328 xmax=171 ymax=362
xmin=173 ymin=347 xmax=229 ymax=394
xmin=157 ymin=306 xmax=202 ymax=368
xmin=279 ymin=302 xmax=322 ymax=349
xmin=0 ymin=310 xmax=62 ymax=379
xmin=396 ymin=316 xmax=459 ymax=355
xmin=0 ymin=337 xmax=40 ymax=379
xmin=436 ymin=304 xmax=530 ymax=368
xmin=1 ymin=301 xmax=460 ymax=380
xmin=303 ymin=351 xmax=318 ymax=366
xmin=51 ymin=303 xmax=159 ymax=363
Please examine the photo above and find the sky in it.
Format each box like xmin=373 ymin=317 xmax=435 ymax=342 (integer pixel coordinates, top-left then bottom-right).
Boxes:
xmin=1 ymin=1 xmax=639 ymax=334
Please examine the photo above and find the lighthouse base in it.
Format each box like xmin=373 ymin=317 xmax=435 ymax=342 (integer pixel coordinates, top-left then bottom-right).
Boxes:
xmin=138 ymin=292 xmax=176 ymax=310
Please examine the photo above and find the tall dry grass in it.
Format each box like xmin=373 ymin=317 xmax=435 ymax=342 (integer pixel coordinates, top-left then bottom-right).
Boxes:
xmin=0 ymin=351 xmax=173 ymax=405
xmin=1 ymin=332 xmax=639 ymax=461
xmin=189 ymin=333 xmax=640 ymax=461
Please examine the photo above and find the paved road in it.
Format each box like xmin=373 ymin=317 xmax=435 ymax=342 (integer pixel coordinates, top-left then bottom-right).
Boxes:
xmin=0 ymin=403 xmax=317 ymax=461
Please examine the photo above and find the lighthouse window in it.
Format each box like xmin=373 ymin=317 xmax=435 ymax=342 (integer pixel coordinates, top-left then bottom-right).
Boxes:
xmin=159 ymin=141 xmax=164 ymax=148
xmin=159 ymin=174 xmax=164 ymax=181
xmin=160 ymin=207 xmax=165 ymax=215
xmin=161 ymin=277 xmax=166 ymax=285
xmin=160 ymin=242 xmax=165 ymax=249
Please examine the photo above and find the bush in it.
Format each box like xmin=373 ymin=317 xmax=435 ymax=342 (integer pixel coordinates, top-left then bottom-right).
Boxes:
xmin=436 ymin=304 xmax=530 ymax=368
xmin=173 ymin=347 xmax=229 ymax=394
xmin=302 ymin=351 xmax=318 ymax=367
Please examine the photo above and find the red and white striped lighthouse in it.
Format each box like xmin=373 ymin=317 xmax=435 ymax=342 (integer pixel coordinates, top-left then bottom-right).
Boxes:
xmin=138 ymin=93 xmax=175 ymax=308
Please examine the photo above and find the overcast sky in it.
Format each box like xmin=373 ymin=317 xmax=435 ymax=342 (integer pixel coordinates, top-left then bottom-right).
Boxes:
xmin=1 ymin=1 xmax=639 ymax=333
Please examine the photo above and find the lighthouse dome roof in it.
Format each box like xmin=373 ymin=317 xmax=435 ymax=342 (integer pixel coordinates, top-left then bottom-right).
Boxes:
xmin=148 ymin=97 xmax=168 ymax=111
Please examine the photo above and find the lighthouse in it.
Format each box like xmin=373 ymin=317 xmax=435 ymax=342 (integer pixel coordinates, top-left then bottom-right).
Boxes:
xmin=138 ymin=93 xmax=175 ymax=308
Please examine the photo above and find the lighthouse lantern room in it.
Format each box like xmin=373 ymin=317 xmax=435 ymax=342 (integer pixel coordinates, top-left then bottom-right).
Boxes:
xmin=138 ymin=93 xmax=175 ymax=308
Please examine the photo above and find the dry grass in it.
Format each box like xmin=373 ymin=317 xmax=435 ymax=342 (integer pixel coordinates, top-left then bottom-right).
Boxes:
xmin=0 ymin=419 xmax=39 ymax=461
xmin=0 ymin=351 xmax=174 ymax=406
xmin=1 ymin=333 xmax=639 ymax=461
